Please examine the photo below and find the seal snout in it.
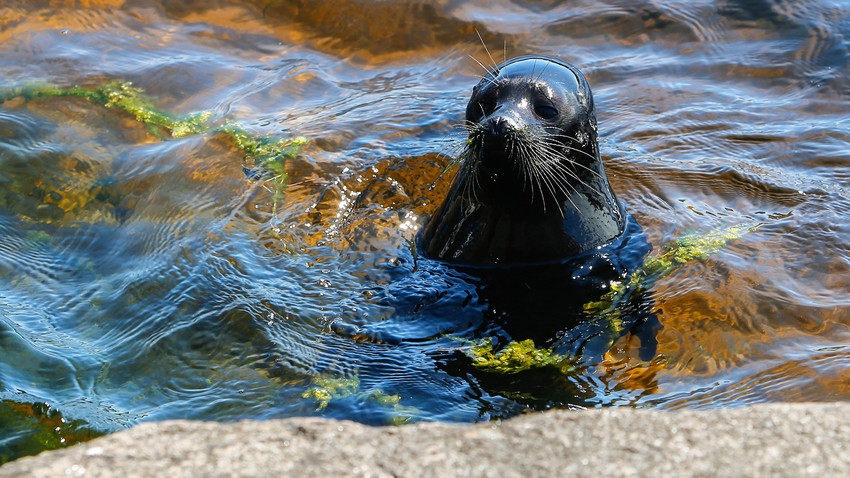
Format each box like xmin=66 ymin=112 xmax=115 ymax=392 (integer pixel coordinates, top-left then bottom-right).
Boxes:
xmin=477 ymin=114 xmax=521 ymax=169
xmin=479 ymin=108 xmax=523 ymax=148
xmin=482 ymin=115 xmax=517 ymax=139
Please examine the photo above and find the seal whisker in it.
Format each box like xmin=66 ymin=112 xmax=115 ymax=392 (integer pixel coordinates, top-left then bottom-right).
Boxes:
xmin=519 ymin=143 xmax=538 ymax=198
xmin=546 ymin=132 xmax=594 ymax=148
xmin=526 ymin=164 xmax=548 ymax=211
xmin=438 ymin=126 xmax=475 ymax=166
xmin=540 ymin=167 xmax=585 ymax=217
xmin=547 ymin=161 xmax=605 ymax=200
xmin=535 ymin=167 xmax=559 ymax=215
xmin=525 ymin=141 xmax=578 ymax=193
xmin=535 ymin=136 xmax=605 ymax=181
xmin=558 ymin=149 xmax=605 ymax=181
xmin=522 ymin=140 xmax=572 ymax=214
xmin=458 ymin=150 xmax=476 ymax=205
xmin=512 ymin=140 xmax=540 ymax=205
xmin=475 ymin=29 xmax=498 ymax=71
xmin=467 ymin=140 xmax=485 ymax=204
xmin=468 ymin=55 xmax=498 ymax=86
xmin=542 ymin=133 xmax=600 ymax=161
xmin=530 ymin=139 xmax=583 ymax=174
xmin=515 ymin=139 xmax=543 ymax=208
xmin=535 ymin=60 xmax=551 ymax=82
xmin=547 ymin=132 xmax=600 ymax=154
xmin=530 ymin=140 xmax=606 ymax=199
xmin=523 ymin=138 xmax=603 ymax=210
xmin=458 ymin=119 xmax=484 ymax=135
xmin=533 ymin=139 xmax=588 ymax=170
xmin=528 ymin=155 xmax=578 ymax=217
xmin=522 ymin=139 xmax=557 ymax=208
xmin=543 ymin=137 xmax=597 ymax=161
xmin=544 ymin=163 xmax=588 ymax=197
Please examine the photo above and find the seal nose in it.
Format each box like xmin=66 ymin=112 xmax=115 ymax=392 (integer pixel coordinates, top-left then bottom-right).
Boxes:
xmin=485 ymin=116 xmax=509 ymax=138
xmin=482 ymin=114 xmax=519 ymax=140
xmin=478 ymin=113 xmax=521 ymax=171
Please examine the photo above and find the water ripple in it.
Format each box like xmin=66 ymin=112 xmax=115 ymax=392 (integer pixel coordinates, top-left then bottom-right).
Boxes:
xmin=1 ymin=0 xmax=849 ymax=461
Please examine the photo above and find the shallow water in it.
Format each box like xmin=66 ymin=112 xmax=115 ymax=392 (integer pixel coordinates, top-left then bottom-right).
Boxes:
xmin=1 ymin=0 xmax=849 ymax=463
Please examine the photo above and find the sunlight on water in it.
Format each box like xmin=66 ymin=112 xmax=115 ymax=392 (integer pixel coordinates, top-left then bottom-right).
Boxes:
xmin=1 ymin=0 xmax=849 ymax=464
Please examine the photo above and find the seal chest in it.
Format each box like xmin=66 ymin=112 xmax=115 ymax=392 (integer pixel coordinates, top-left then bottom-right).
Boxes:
xmin=418 ymin=56 xmax=627 ymax=266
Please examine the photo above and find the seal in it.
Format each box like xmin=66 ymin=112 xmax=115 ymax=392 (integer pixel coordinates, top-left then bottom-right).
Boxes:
xmin=418 ymin=56 xmax=627 ymax=266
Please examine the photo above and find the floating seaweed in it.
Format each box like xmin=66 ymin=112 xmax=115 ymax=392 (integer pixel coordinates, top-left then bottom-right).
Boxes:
xmin=583 ymin=222 xmax=761 ymax=317
xmin=0 ymin=80 xmax=306 ymax=216
xmin=462 ymin=222 xmax=761 ymax=374
xmin=467 ymin=338 xmax=576 ymax=374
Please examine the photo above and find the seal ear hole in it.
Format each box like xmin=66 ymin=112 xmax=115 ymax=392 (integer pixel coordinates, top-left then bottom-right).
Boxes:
xmin=533 ymin=103 xmax=558 ymax=120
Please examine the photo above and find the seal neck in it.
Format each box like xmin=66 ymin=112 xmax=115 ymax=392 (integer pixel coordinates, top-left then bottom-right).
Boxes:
xmin=418 ymin=166 xmax=626 ymax=265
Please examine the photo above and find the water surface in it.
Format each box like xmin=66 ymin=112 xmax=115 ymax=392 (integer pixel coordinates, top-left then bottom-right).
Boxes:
xmin=1 ymin=0 xmax=849 ymax=463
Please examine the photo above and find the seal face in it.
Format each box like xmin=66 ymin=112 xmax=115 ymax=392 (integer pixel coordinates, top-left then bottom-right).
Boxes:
xmin=418 ymin=56 xmax=627 ymax=266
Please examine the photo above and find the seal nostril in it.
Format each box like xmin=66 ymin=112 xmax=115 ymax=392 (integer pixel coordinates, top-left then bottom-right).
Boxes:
xmin=484 ymin=116 xmax=513 ymax=138
xmin=495 ymin=117 xmax=507 ymax=136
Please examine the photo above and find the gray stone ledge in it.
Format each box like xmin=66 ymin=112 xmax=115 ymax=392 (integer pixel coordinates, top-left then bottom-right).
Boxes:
xmin=2 ymin=403 xmax=848 ymax=477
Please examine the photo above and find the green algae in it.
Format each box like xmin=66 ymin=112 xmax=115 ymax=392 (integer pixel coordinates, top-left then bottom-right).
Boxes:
xmin=461 ymin=222 xmax=761 ymax=375
xmin=584 ymin=222 xmax=761 ymax=317
xmin=301 ymin=376 xmax=420 ymax=425
xmin=301 ymin=376 xmax=361 ymax=410
xmin=1 ymin=81 xmax=196 ymax=136
xmin=219 ymin=121 xmax=306 ymax=214
xmin=467 ymin=338 xmax=576 ymax=374
xmin=0 ymin=80 xmax=306 ymax=211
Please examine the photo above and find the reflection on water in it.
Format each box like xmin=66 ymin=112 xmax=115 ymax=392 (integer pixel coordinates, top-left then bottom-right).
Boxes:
xmin=1 ymin=0 xmax=849 ymax=463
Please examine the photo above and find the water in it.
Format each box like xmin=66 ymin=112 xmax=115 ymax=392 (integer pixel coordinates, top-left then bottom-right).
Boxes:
xmin=1 ymin=0 xmax=849 ymax=463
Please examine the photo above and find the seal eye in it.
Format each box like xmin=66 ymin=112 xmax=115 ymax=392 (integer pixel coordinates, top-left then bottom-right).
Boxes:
xmin=534 ymin=103 xmax=558 ymax=120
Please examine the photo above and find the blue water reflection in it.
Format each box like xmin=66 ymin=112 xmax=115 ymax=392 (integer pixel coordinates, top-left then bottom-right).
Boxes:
xmin=1 ymin=0 xmax=849 ymax=463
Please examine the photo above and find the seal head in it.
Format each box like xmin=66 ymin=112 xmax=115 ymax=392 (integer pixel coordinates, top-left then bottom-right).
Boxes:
xmin=418 ymin=56 xmax=627 ymax=266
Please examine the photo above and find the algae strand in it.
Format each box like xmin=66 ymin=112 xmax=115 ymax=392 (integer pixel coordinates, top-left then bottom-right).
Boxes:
xmin=462 ymin=222 xmax=761 ymax=375
xmin=0 ymin=80 xmax=306 ymax=207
